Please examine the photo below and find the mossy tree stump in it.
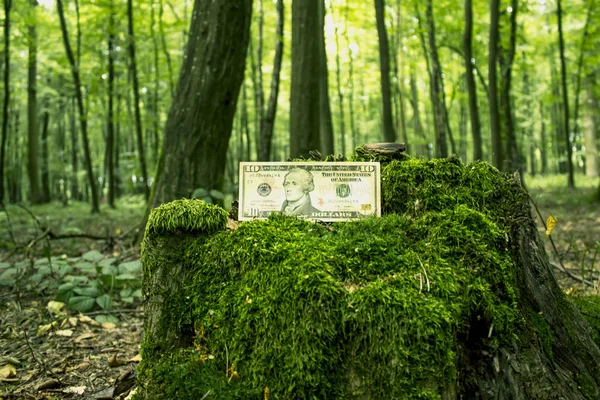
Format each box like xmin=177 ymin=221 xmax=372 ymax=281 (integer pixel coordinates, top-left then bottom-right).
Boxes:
xmin=136 ymin=156 xmax=600 ymax=399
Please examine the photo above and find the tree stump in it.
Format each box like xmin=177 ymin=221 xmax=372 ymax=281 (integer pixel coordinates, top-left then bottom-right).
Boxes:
xmin=136 ymin=156 xmax=600 ymax=399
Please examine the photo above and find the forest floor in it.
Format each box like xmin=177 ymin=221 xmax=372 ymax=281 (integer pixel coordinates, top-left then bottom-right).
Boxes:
xmin=0 ymin=174 xmax=599 ymax=399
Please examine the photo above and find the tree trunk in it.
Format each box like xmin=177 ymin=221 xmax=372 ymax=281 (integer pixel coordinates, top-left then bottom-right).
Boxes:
xmin=258 ymin=0 xmax=284 ymax=162
xmin=57 ymin=0 xmax=100 ymax=213
xmin=557 ymin=0 xmax=574 ymax=187
xmin=425 ymin=0 xmax=448 ymax=157
xmin=159 ymin=0 xmax=175 ymax=97
xmin=374 ymin=0 xmax=396 ymax=143
xmin=463 ymin=0 xmax=482 ymax=161
xmin=150 ymin=0 xmax=161 ymax=165
xmin=41 ymin=110 xmax=50 ymax=203
xmin=344 ymin=3 xmax=358 ymax=152
xmin=489 ymin=0 xmax=502 ymax=168
xmin=330 ymin=2 xmax=346 ymax=155
xmin=27 ymin=0 xmax=42 ymax=203
xmin=410 ymin=67 xmax=425 ymax=144
xmin=107 ymin=0 xmax=116 ymax=208
xmin=128 ymin=0 xmax=150 ymax=200
xmin=522 ymin=52 xmax=536 ymax=177
xmin=70 ymin=97 xmax=80 ymax=201
xmin=319 ymin=0 xmax=335 ymax=156
xmin=540 ymin=102 xmax=548 ymax=174
xmin=0 ymin=0 xmax=11 ymax=205
xmin=148 ymin=0 xmax=252 ymax=209
xmin=584 ymin=86 xmax=598 ymax=177
xmin=572 ymin=2 xmax=593 ymax=172
xmin=290 ymin=0 xmax=321 ymax=159
xmin=499 ymin=0 xmax=519 ymax=172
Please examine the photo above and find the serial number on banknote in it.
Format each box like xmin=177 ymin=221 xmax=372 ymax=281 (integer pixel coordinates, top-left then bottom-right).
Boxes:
xmin=238 ymin=162 xmax=381 ymax=222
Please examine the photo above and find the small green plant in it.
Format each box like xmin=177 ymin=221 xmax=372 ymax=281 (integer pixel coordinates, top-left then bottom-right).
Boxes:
xmin=0 ymin=249 xmax=143 ymax=314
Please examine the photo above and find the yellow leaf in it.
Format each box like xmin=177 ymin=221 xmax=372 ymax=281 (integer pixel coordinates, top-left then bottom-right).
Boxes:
xmin=545 ymin=215 xmax=557 ymax=237
xmin=0 ymin=364 xmax=16 ymax=379
xmin=115 ymin=228 xmax=122 ymax=235
xmin=101 ymin=322 xmax=117 ymax=330
xmin=55 ymin=329 xmax=74 ymax=337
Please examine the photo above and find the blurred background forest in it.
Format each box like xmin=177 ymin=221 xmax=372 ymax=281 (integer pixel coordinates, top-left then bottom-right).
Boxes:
xmin=0 ymin=0 xmax=598 ymax=210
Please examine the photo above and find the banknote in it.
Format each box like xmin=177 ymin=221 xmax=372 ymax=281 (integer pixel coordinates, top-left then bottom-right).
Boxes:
xmin=238 ymin=162 xmax=381 ymax=222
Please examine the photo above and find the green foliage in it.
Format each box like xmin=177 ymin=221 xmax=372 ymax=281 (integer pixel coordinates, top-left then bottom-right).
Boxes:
xmin=139 ymin=158 xmax=528 ymax=399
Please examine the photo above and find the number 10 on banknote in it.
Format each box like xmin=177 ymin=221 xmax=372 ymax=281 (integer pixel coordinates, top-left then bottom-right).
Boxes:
xmin=238 ymin=162 xmax=381 ymax=222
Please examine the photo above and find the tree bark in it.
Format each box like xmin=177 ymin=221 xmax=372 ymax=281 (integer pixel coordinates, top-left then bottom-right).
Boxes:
xmin=290 ymin=0 xmax=321 ymax=159
xmin=0 ymin=0 xmax=11 ymax=205
xmin=258 ymin=0 xmax=284 ymax=162
xmin=128 ymin=0 xmax=150 ymax=200
xmin=499 ymin=0 xmax=519 ymax=172
xmin=584 ymin=86 xmax=598 ymax=177
xmin=425 ymin=0 xmax=449 ymax=157
xmin=57 ymin=0 xmax=100 ymax=213
xmin=540 ymin=102 xmax=548 ymax=174
xmin=463 ymin=0 xmax=482 ymax=161
xmin=489 ymin=0 xmax=502 ymax=168
xmin=70 ymin=97 xmax=80 ymax=201
xmin=557 ymin=0 xmax=574 ymax=187
xmin=374 ymin=0 xmax=396 ymax=143
xmin=330 ymin=2 xmax=346 ymax=155
xmin=159 ymin=0 xmax=175 ymax=97
xmin=41 ymin=110 xmax=50 ymax=203
xmin=107 ymin=0 xmax=116 ymax=208
xmin=27 ymin=0 xmax=42 ymax=203
xmin=522 ymin=52 xmax=536 ymax=177
xmin=319 ymin=0 xmax=335 ymax=156
xmin=148 ymin=0 xmax=252 ymax=209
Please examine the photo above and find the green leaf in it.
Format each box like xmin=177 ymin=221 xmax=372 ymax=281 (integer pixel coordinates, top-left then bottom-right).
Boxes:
xmin=116 ymin=273 xmax=138 ymax=281
xmin=75 ymin=261 xmax=97 ymax=273
xmin=191 ymin=187 xmax=209 ymax=199
xmin=132 ymin=289 xmax=143 ymax=298
xmin=95 ymin=314 xmax=119 ymax=324
xmin=118 ymin=260 xmax=141 ymax=273
xmin=55 ymin=290 xmax=73 ymax=303
xmin=120 ymin=288 xmax=132 ymax=298
xmin=73 ymin=287 xmax=101 ymax=297
xmin=68 ymin=296 xmax=96 ymax=312
xmin=98 ymin=258 xmax=116 ymax=268
xmin=101 ymin=274 xmax=115 ymax=288
xmin=0 ymin=268 xmax=18 ymax=286
xmin=58 ymin=283 xmax=76 ymax=293
xmin=121 ymin=297 xmax=134 ymax=303
xmin=209 ymin=189 xmax=225 ymax=200
xmin=82 ymin=250 xmax=104 ymax=263
xmin=96 ymin=294 xmax=113 ymax=311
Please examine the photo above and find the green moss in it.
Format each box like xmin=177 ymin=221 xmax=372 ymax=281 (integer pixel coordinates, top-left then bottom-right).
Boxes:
xmin=138 ymin=158 xmax=532 ymax=399
xmin=145 ymin=199 xmax=227 ymax=237
xmin=573 ymin=295 xmax=600 ymax=349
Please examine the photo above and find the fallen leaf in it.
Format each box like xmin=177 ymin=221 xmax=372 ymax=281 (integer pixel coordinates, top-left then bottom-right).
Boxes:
xmin=108 ymin=354 xmax=126 ymax=368
xmin=74 ymin=332 xmax=96 ymax=343
xmin=0 ymin=364 xmax=16 ymax=379
xmin=545 ymin=215 xmax=557 ymax=236
xmin=78 ymin=315 xmax=93 ymax=323
xmin=37 ymin=378 xmax=61 ymax=390
xmin=47 ymin=301 xmax=66 ymax=315
xmin=68 ymin=317 xmax=78 ymax=327
xmin=101 ymin=322 xmax=117 ymax=330
xmin=55 ymin=329 xmax=74 ymax=337
xmin=74 ymin=362 xmax=90 ymax=371
xmin=37 ymin=321 xmax=57 ymax=336
xmin=127 ymin=354 xmax=142 ymax=363
xmin=64 ymin=385 xmax=86 ymax=395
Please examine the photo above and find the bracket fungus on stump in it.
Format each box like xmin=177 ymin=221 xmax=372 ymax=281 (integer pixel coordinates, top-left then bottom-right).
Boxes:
xmin=136 ymin=151 xmax=600 ymax=399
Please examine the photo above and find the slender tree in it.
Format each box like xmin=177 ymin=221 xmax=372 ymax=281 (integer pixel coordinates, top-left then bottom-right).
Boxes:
xmin=148 ymin=0 xmax=252 ymax=209
xmin=463 ymin=0 xmax=482 ymax=160
xmin=57 ymin=0 xmax=100 ymax=213
xmin=159 ymin=0 xmax=175 ymax=96
xmin=374 ymin=0 xmax=396 ymax=143
xmin=425 ymin=0 xmax=449 ymax=157
xmin=319 ymin=0 xmax=335 ymax=155
xmin=330 ymin=1 xmax=346 ymax=155
xmin=27 ymin=0 xmax=42 ymax=203
xmin=107 ymin=0 xmax=116 ymax=208
xmin=258 ymin=0 xmax=284 ymax=162
xmin=583 ymin=85 xmax=598 ymax=178
xmin=556 ymin=0 xmax=574 ymax=187
xmin=499 ymin=0 xmax=519 ymax=172
xmin=128 ymin=0 xmax=150 ymax=199
xmin=0 ymin=0 xmax=11 ymax=205
xmin=290 ymin=0 xmax=321 ymax=158
xmin=489 ymin=0 xmax=502 ymax=168
xmin=40 ymin=110 xmax=50 ymax=202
